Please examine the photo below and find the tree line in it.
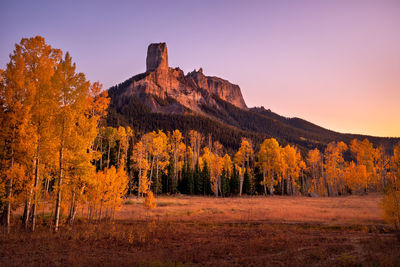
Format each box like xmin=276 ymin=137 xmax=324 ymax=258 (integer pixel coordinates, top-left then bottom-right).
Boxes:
xmin=100 ymin=127 xmax=399 ymax=198
xmin=1 ymin=36 xmax=399 ymax=234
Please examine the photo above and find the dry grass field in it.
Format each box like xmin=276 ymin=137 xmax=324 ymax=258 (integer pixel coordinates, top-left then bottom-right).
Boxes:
xmin=1 ymin=194 xmax=399 ymax=266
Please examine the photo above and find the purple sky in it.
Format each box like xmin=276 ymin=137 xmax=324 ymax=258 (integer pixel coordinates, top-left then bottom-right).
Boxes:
xmin=1 ymin=0 xmax=399 ymax=137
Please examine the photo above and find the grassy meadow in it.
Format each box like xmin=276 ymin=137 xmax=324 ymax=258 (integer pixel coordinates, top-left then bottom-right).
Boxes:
xmin=1 ymin=194 xmax=399 ymax=266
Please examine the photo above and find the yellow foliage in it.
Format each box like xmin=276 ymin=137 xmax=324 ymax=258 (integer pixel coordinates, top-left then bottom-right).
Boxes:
xmin=344 ymin=162 xmax=367 ymax=194
xmin=144 ymin=191 xmax=157 ymax=210
xmin=381 ymin=188 xmax=400 ymax=231
xmin=86 ymin=165 xmax=128 ymax=220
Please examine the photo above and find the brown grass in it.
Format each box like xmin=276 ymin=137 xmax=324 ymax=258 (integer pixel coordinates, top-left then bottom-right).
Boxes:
xmin=119 ymin=194 xmax=384 ymax=225
xmin=1 ymin=194 xmax=399 ymax=266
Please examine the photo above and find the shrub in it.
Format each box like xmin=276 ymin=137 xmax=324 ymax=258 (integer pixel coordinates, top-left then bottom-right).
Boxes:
xmin=144 ymin=192 xmax=157 ymax=210
xmin=381 ymin=187 xmax=400 ymax=239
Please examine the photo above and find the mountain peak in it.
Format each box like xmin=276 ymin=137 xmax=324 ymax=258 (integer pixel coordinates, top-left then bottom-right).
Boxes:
xmin=111 ymin=42 xmax=247 ymax=113
xmin=146 ymin=42 xmax=168 ymax=72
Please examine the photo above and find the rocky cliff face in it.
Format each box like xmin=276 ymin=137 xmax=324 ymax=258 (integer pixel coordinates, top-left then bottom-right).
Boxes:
xmin=146 ymin=43 xmax=168 ymax=72
xmin=115 ymin=42 xmax=247 ymax=114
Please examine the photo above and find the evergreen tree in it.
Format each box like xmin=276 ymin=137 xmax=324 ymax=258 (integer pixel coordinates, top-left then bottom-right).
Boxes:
xmin=178 ymin=164 xmax=187 ymax=194
xmin=194 ymin=162 xmax=202 ymax=195
xmin=187 ymin=165 xmax=194 ymax=195
xmin=202 ymin=162 xmax=211 ymax=195
xmin=254 ymin=167 xmax=264 ymax=195
xmin=221 ymin=168 xmax=230 ymax=197
xmin=230 ymin=166 xmax=240 ymax=195
xmin=166 ymin=159 xmax=175 ymax=194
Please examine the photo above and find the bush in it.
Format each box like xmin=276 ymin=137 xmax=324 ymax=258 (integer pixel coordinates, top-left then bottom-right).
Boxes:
xmin=144 ymin=192 xmax=157 ymax=210
xmin=381 ymin=187 xmax=400 ymax=239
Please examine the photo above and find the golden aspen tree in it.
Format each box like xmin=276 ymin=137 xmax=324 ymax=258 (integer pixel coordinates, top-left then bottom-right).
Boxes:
xmin=132 ymin=141 xmax=150 ymax=198
xmin=64 ymin=155 xmax=95 ymax=225
xmin=124 ymin=126 xmax=133 ymax=169
xmin=381 ymin=189 xmax=400 ymax=234
xmin=374 ymin=146 xmax=390 ymax=191
xmin=257 ymin=138 xmax=281 ymax=196
xmin=189 ymin=130 xmax=203 ymax=169
xmin=350 ymin=139 xmax=376 ymax=191
xmin=109 ymin=163 xmax=128 ymax=219
xmin=169 ymin=130 xmax=185 ymax=192
xmin=151 ymin=130 xmax=169 ymax=195
xmin=87 ymin=82 xmax=110 ymax=170
xmin=281 ymin=145 xmax=302 ymax=195
xmin=86 ymin=170 xmax=102 ymax=221
xmin=307 ymin=148 xmax=325 ymax=196
xmin=87 ymin=82 xmax=110 ymax=127
xmin=211 ymin=141 xmax=223 ymax=197
xmin=52 ymin=52 xmax=98 ymax=232
xmin=324 ymin=141 xmax=347 ymax=196
xmin=234 ymin=138 xmax=253 ymax=196
xmin=141 ymin=132 xmax=156 ymax=186
xmin=344 ymin=161 xmax=367 ymax=194
xmin=381 ymin=145 xmax=400 ymax=234
xmin=206 ymin=150 xmax=223 ymax=197
xmin=88 ymin=166 xmax=127 ymax=220
xmin=185 ymin=145 xmax=195 ymax=172
xmin=63 ymin=86 xmax=104 ymax=224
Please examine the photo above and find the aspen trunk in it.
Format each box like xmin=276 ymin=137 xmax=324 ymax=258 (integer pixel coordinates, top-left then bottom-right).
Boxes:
xmin=5 ymin=154 xmax=14 ymax=234
xmin=149 ymin=156 xmax=154 ymax=185
xmin=155 ymin=164 xmax=159 ymax=197
xmin=215 ymin=174 xmax=218 ymax=197
xmin=263 ymin=169 xmax=267 ymax=196
xmin=22 ymin=177 xmax=34 ymax=229
xmin=31 ymin=156 xmax=40 ymax=232
xmin=67 ymin=191 xmax=76 ymax=225
xmin=100 ymin=141 xmax=103 ymax=169
xmin=107 ymin=140 xmax=111 ymax=168
xmin=269 ymin=169 xmax=274 ymax=195
xmin=117 ymin=142 xmax=121 ymax=167
xmin=54 ymin=136 xmax=64 ymax=232
xmin=239 ymin=159 xmax=244 ymax=196
xmin=137 ymin=167 xmax=141 ymax=199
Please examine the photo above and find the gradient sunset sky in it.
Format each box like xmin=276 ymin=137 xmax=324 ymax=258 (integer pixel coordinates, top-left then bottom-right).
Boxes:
xmin=1 ymin=0 xmax=399 ymax=137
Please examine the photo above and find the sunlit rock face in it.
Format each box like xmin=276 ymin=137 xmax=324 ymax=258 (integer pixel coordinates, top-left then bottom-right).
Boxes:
xmin=118 ymin=42 xmax=247 ymax=114
xmin=186 ymin=69 xmax=247 ymax=110
xmin=146 ymin=42 xmax=168 ymax=73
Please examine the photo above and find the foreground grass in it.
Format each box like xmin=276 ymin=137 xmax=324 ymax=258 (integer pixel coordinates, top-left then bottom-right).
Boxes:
xmin=1 ymin=194 xmax=399 ymax=266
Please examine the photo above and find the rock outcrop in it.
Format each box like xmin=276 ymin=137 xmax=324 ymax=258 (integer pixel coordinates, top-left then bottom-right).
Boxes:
xmin=146 ymin=43 xmax=168 ymax=72
xmin=115 ymin=42 xmax=247 ymax=114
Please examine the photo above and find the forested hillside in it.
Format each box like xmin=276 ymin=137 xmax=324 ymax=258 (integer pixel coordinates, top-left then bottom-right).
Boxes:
xmin=107 ymin=77 xmax=399 ymax=154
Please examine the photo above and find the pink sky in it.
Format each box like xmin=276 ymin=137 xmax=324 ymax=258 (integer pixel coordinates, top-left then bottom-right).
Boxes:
xmin=1 ymin=0 xmax=399 ymax=137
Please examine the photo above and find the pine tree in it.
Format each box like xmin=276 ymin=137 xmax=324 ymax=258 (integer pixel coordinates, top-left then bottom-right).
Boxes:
xmin=194 ymin=162 xmax=202 ymax=195
xmin=254 ymin=167 xmax=264 ymax=195
xmin=186 ymin=164 xmax=194 ymax=195
xmin=202 ymin=162 xmax=211 ymax=195
xmin=243 ymin=168 xmax=251 ymax=195
xmin=166 ymin=158 xmax=175 ymax=194
xmin=179 ymin=163 xmax=188 ymax=194
xmin=221 ymin=168 xmax=230 ymax=197
xmin=230 ymin=166 xmax=240 ymax=195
